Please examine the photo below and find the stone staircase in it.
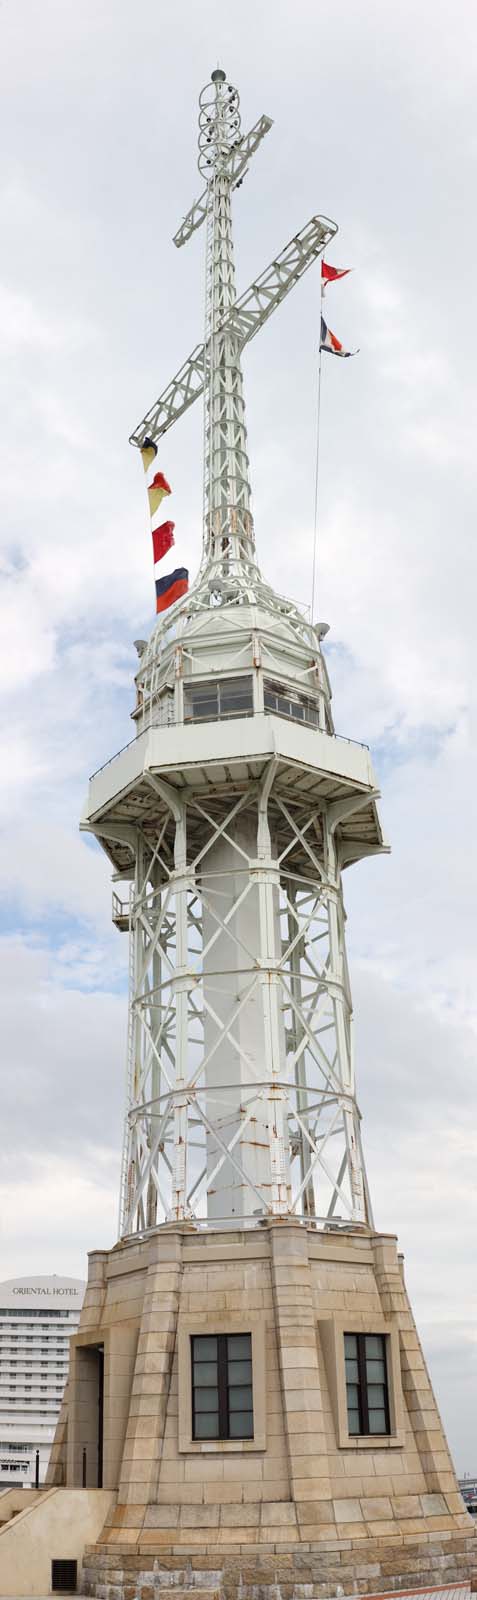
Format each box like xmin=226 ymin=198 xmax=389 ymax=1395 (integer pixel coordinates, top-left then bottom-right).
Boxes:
xmin=0 ymin=1487 xmax=41 ymax=1529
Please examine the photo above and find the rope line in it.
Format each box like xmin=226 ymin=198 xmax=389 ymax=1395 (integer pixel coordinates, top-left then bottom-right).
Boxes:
xmin=311 ymin=289 xmax=323 ymax=627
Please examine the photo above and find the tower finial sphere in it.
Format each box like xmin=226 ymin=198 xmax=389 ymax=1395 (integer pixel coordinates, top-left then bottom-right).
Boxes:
xmin=211 ymin=67 xmax=226 ymax=82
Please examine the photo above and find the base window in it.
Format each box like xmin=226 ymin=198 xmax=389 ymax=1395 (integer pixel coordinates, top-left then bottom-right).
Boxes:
xmin=345 ymin=1332 xmax=390 ymax=1435
xmin=191 ymin=1333 xmax=253 ymax=1440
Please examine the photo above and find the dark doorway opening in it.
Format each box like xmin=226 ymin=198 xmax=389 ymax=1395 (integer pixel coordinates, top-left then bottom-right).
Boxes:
xmin=76 ymin=1342 xmax=104 ymax=1488
xmin=97 ymin=1343 xmax=104 ymax=1489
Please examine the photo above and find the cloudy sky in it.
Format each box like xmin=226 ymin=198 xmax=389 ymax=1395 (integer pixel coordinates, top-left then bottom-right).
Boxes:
xmin=1 ymin=0 xmax=476 ymax=1472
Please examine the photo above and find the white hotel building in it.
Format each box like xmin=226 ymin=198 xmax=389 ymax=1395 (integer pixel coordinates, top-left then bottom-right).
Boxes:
xmin=0 ymin=1275 xmax=85 ymax=1486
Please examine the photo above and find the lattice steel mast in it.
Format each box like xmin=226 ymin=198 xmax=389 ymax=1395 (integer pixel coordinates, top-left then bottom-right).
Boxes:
xmin=199 ymin=71 xmax=255 ymax=570
xmin=83 ymin=69 xmax=387 ymax=1240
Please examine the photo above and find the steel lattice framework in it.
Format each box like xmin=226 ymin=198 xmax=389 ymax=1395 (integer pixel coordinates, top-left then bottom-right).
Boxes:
xmin=116 ymin=770 xmax=375 ymax=1234
xmin=83 ymin=69 xmax=387 ymax=1239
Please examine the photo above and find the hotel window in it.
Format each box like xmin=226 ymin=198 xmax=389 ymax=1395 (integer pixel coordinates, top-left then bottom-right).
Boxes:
xmin=345 ymin=1332 xmax=390 ymax=1436
xmin=191 ymin=1333 xmax=253 ymax=1440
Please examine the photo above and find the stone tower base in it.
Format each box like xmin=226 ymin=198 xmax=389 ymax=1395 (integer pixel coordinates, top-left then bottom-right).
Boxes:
xmin=47 ymin=1221 xmax=476 ymax=1598
xmin=81 ymin=1546 xmax=476 ymax=1600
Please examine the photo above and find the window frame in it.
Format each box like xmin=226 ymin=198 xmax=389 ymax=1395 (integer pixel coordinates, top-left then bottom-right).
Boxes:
xmin=183 ymin=675 xmax=254 ymax=725
xmin=263 ymin=676 xmax=321 ymax=730
xmin=318 ymin=1312 xmax=405 ymax=1450
xmin=345 ymin=1331 xmax=390 ymax=1437
xmin=178 ymin=1313 xmax=266 ymax=1454
xmin=191 ymin=1331 xmax=253 ymax=1442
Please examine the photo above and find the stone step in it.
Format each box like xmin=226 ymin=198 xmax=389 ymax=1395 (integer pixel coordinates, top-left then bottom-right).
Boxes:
xmin=134 ymin=1591 xmax=220 ymax=1600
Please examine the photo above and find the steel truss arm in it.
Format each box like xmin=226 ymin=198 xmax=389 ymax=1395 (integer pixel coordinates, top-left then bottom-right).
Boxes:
xmin=129 ymin=214 xmax=338 ymax=447
xmin=173 ymin=115 xmax=273 ymax=248
xmin=220 ymin=214 xmax=337 ymax=345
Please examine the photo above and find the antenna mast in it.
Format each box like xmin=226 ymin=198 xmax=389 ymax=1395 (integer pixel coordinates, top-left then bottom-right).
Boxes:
xmin=200 ymin=70 xmax=255 ymax=571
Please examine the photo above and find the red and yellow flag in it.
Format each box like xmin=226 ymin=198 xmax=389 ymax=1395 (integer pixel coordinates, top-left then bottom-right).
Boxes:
xmin=148 ymin=471 xmax=172 ymax=516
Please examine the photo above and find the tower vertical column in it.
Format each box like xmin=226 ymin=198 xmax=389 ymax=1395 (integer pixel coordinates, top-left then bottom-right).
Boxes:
xmin=270 ymin=1222 xmax=332 ymax=1510
xmin=325 ymin=816 xmax=367 ymax=1223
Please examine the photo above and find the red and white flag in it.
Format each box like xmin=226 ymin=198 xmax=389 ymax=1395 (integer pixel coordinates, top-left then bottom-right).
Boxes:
xmin=321 ymin=261 xmax=351 ymax=290
xmin=320 ymin=317 xmax=358 ymax=358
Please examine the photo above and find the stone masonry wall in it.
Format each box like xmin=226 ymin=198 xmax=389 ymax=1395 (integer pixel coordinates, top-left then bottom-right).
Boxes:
xmin=46 ymin=1221 xmax=476 ymax=1597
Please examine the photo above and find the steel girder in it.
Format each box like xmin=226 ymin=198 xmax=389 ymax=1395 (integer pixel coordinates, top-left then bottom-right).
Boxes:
xmin=118 ymin=764 xmax=372 ymax=1237
xmin=128 ymin=216 xmax=337 ymax=452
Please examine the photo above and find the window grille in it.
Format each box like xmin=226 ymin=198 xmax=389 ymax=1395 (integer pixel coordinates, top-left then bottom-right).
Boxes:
xmin=345 ymin=1332 xmax=390 ymax=1435
xmin=51 ymin=1559 xmax=77 ymax=1592
xmin=191 ymin=1332 xmax=253 ymax=1440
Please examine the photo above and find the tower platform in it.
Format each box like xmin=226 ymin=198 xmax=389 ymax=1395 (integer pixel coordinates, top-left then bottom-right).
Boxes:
xmin=45 ymin=1222 xmax=476 ymax=1599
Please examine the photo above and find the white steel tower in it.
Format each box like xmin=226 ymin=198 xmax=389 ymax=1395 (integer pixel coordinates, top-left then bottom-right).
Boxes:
xmin=83 ymin=69 xmax=386 ymax=1239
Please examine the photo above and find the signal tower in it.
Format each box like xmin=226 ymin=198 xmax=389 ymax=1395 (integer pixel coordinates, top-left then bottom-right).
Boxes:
xmin=114 ymin=67 xmax=377 ymax=1239
xmin=46 ymin=69 xmax=474 ymax=1600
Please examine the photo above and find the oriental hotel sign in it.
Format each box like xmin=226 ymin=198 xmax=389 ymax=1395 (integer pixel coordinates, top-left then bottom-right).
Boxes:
xmin=12 ymin=1288 xmax=80 ymax=1297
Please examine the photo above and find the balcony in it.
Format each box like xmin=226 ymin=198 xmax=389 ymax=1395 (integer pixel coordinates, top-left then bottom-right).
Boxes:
xmin=112 ymin=891 xmax=130 ymax=933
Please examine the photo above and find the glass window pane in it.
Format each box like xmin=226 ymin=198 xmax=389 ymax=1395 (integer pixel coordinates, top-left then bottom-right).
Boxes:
xmin=347 ymin=1408 xmax=360 ymax=1434
xmin=228 ymin=1411 xmax=253 ymax=1438
xmin=345 ymin=1358 xmax=359 ymax=1382
xmin=190 ymin=684 xmax=217 ymax=705
xmin=194 ymin=1387 xmax=218 ymax=1413
xmin=227 ymin=1335 xmax=251 ymax=1360
xmin=228 ymin=1385 xmax=253 ymax=1411
xmin=367 ymin=1383 xmax=385 ymax=1406
xmin=219 ymin=681 xmax=253 ymax=713
xmin=193 ymin=702 xmax=217 ymax=720
xmin=366 ymin=1358 xmax=385 ymax=1382
xmin=194 ymin=1412 xmax=219 ymax=1438
xmin=192 ymin=1337 xmax=217 ymax=1360
xmin=346 ymin=1382 xmax=359 ymax=1407
xmin=344 ymin=1334 xmax=357 ymax=1357
xmin=368 ymin=1409 xmax=387 ymax=1434
xmin=185 ymin=685 xmax=218 ymax=721
xmin=193 ymin=1361 xmax=217 ymax=1385
xmin=228 ymin=1360 xmax=252 ymax=1384
xmin=365 ymin=1335 xmax=384 ymax=1359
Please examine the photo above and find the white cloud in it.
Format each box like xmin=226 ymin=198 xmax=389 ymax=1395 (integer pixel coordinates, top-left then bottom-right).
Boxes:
xmin=0 ymin=283 xmax=94 ymax=352
xmin=0 ymin=1152 xmax=118 ymax=1283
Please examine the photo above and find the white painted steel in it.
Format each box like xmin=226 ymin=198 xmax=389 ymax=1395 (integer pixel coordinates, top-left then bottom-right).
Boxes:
xmin=83 ymin=70 xmax=387 ymax=1237
xmin=173 ymin=115 xmax=273 ymax=248
xmin=128 ymin=216 xmax=337 ymax=453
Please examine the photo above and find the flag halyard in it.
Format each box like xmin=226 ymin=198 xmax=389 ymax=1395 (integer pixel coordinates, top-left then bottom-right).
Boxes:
xmin=138 ymin=445 xmax=188 ymax=614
